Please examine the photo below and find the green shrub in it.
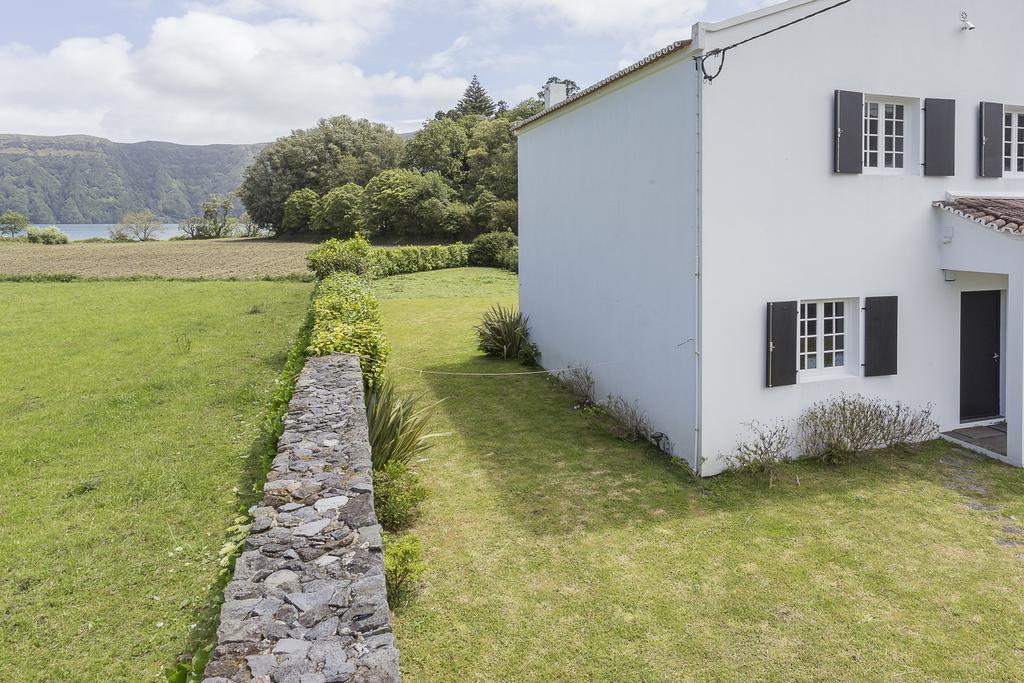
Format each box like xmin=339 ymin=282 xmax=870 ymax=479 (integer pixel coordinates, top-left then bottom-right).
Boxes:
xmin=307 ymin=272 xmax=390 ymax=385
xmin=373 ymin=461 xmax=428 ymax=531
xmin=383 ymin=532 xmax=426 ymax=607
xmin=306 ymin=235 xmax=469 ymax=279
xmin=372 ymin=243 xmax=469 ymax=278
xmin=476 ymin=304 xmax=538 ymax=365
xmin=306 ymin=234 xmax=377 ymax=279
xmin=495 ymin=245 xmax=518 ymax=273
xmin=365 ymin=376 xmax=442 ymax=469
xmin=469 ymin=231 xmax=517 ymax=266
xmin=26 ymin=226 xmax=69 ymax=244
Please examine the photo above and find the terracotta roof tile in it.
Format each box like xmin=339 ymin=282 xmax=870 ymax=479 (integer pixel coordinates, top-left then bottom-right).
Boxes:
xmin=933 ymin=197 xmax=1024 ymax=235
xmin=512 ymin=39 xmax=694 ymax=133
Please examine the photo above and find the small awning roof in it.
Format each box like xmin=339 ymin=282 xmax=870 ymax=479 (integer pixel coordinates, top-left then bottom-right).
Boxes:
xmin=934 ymin=197 xmax=1024 ymax=235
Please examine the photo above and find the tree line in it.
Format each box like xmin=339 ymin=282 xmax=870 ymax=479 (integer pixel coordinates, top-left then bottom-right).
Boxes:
xmin=238 ymin=76 xmax=573 ymax=241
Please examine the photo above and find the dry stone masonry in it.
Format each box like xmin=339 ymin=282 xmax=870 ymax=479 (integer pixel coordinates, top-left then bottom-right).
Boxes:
xmin=204 ymin=354 xmax=399 ymax=683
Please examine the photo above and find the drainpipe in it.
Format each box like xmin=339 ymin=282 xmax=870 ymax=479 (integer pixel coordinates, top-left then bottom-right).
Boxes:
xmin=1006 ymin=270 xmax=1024 ymax=468
xmin=691 ymin=22 xmax=706 ymax=477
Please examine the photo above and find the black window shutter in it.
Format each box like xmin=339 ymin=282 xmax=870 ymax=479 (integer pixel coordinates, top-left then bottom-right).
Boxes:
xmin=834 ymin=90 xmax=864 ymax=174
xmin=924 ymin=98 xmax=956 ymax=176
xmin=766 ymin=301 xmax=798 ymax=388
xmin=980 ymin=102 xmax=1004 ymax=178
xmin=864 ymin=296 xmax=898 ymax=377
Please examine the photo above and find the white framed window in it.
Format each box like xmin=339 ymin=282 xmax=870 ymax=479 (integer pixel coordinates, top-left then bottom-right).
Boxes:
xmin=863 ymin=96 xmax=917 ymax=174
xmin=1004 ymin=108 xmax=1024 ymax=174
xmin=799 ymin=299 xmax=850 ymax=378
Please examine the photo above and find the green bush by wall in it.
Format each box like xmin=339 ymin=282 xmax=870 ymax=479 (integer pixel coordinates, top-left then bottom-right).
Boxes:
xmin=468 ymin=231 xmax=517 ymax=267
xmin=307 ymin=272 xmax=390 ymax=385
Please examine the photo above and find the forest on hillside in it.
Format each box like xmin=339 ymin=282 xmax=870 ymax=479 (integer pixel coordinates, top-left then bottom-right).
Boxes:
xmin=0 ymin=134 xmax=263 ymax=223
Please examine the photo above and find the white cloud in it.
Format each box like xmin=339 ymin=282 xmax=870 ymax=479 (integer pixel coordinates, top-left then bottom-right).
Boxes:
xmin=479 ymin=0 xmax=708 ymax=56
xmin=421 ymin=35 xmax=471 ymax=74
xmin=0 ymin=0 xmax=464 ymax=143
xmin=485 ymin=0 xmax=706 ymax=34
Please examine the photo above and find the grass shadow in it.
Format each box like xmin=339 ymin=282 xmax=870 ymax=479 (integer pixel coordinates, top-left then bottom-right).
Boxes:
xmin=418 ymin=356 xmax=1024 ymax=538
xmin=166 ymin=310 xmax=313 ymax=680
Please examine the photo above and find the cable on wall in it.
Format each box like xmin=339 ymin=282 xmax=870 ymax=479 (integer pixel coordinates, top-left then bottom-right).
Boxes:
xmin=698 ymin=0 xmax=856 ymax=84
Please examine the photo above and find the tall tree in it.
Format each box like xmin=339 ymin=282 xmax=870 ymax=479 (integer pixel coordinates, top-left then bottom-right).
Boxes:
xmin=316 ymin=184 xmax=364 ymax=238
xmin=359 ymin=169 xmax=453 ymax=239
xmin=201 ymin=194 xmax=235 ymax=237
xmin=455 ymin=76 xmax=496 ymax=117
xmin=0 ymin=210 xmax=29 ymax=238
xmin=466 ymin=118 xmax=517 ymax=200
xmin=281 ymin=189 xmax=320 ymax=234
xmin=238 ymin=116 xmax=404 ymax=231
xmin=402 ymin=119 xmax=470 ymax=186
xmin=111 ymin=210 xmax=164 ymax=241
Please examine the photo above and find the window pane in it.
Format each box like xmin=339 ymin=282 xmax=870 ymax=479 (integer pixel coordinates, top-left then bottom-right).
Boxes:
xmin=835 ymin=351 xmax=845 ymax=367
xmin=824 ymin=337 xmax=833 ymax=351
xmin=835 ymin=334 xmax=845 ymax=351
xmin=836 ymin=318 xmax=844 ymax=333
xmin=824 ymin=352 xmax=834 ymax=367
xmin=807 ymin=337 xmax=816 ymax=353
xmin=807 ymin=356 xmax=817 ymax=370
xmin=825 ymin=319 xmax=833 ymax=334
xmin=835 ymin=302 xmax=844 ymax=315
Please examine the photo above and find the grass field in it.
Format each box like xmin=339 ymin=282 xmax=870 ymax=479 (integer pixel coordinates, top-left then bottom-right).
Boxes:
xmin=0 ymin=238 xmax=312 ymax=279
xmin=0 ymin=280 xmax=311 ymax=681
xmin=378 ymin=268 xmax=1024 ymax=681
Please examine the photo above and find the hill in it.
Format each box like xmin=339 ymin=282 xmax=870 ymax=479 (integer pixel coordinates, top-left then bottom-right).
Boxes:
xmin=0 ymin=134 xmax=265 ymax=223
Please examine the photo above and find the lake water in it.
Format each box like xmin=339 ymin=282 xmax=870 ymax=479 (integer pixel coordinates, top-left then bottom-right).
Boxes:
xmin=30 ymin=224 xmax=184 ymax=241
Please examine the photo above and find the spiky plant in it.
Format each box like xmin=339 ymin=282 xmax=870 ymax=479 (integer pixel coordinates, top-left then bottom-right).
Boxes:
xmin=365 ymin=377 xmax=443 ymax=470
xmin=475 ymin=304 xmax=532 ymax=360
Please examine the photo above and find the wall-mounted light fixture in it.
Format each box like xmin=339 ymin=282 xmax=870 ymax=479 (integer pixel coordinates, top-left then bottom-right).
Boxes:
xmin=961 ymin=11 xmax=976 ymax=31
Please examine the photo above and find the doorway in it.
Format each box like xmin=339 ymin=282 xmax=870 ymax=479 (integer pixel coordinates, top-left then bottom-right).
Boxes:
xmin=960 ymin=290 xmax=1002 ymax=422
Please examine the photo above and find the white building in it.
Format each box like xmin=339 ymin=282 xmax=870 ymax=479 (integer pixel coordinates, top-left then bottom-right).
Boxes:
xmin=515 ymin=0 xmax=1024 ymax=476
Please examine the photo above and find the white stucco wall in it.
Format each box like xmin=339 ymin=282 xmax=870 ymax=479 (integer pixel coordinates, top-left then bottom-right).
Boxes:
xmin=697 ymin=0 xmax=1024 ymax=473
xmin=517 ymin=54 xmax=701 ymax=468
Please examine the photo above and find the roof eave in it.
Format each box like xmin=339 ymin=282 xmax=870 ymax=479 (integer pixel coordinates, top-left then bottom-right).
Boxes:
xmin=513 ymin=40 xmax=697 ymax=134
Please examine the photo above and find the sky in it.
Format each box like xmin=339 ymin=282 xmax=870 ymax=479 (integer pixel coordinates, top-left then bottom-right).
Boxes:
xmin=0 ymin=0 xmax=776 ymax=145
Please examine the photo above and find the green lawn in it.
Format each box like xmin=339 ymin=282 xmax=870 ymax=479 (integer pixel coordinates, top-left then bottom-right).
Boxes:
xmin=0 ymin=281 xmax=311 ymax=681
xmin=379 ymin=268 xmax=1024 ymax=681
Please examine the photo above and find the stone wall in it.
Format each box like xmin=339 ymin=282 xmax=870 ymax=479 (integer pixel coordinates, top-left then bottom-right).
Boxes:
xmin=204 ymin=354 xmax=400 ymax=683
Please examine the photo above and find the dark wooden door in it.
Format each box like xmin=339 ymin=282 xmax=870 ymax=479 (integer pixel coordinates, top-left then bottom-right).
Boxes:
xmin=960 ymin=290 xmax=1001 ymax=421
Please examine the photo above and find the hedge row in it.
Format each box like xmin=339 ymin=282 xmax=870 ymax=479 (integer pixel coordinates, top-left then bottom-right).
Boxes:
xmin=306 ymin=235 xmax=470 ymax=280
xmin=307 ymin=272 xmax=390 ymax=386
xmin=374 ymin=243 xmax=469 ymax=278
